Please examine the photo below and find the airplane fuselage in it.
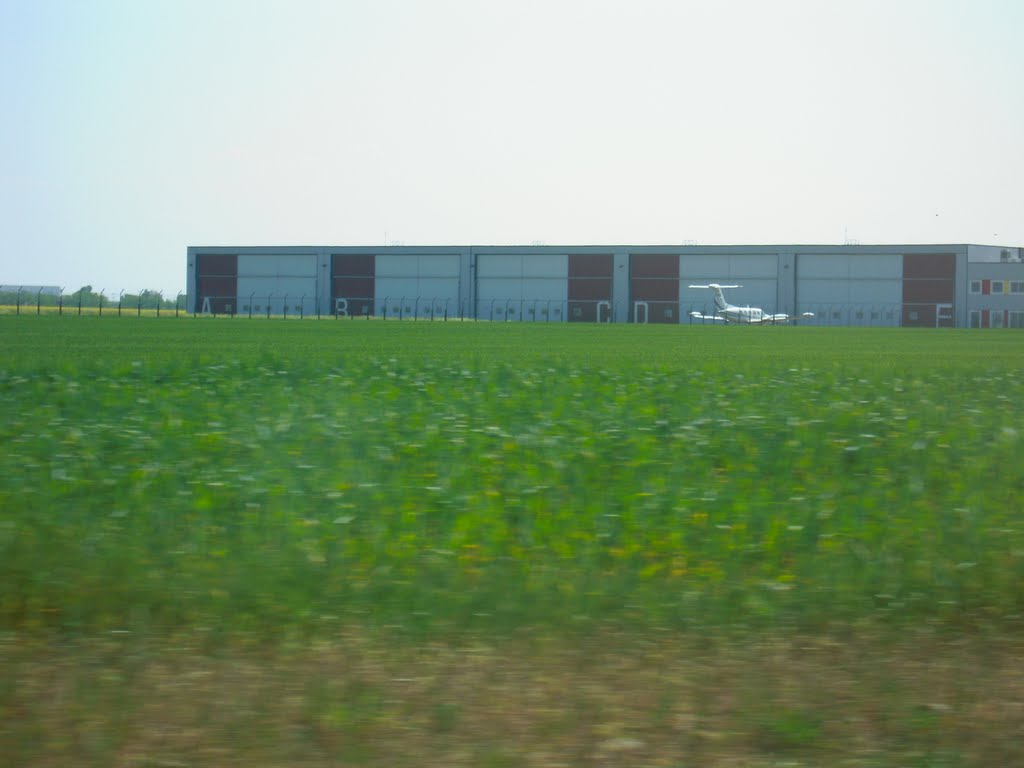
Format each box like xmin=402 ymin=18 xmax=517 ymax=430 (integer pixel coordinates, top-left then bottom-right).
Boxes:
xmin=689 ymin=283 xmax=812 ymax=324
xmin=718 ymin=306 xmax=765 ymax=323
xmin=714 ymin=290 xmax=774 ymax=323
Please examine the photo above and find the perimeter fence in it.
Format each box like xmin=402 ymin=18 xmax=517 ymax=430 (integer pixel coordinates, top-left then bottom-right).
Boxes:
xmin=1 ymin=288 xmax=982 ymax=327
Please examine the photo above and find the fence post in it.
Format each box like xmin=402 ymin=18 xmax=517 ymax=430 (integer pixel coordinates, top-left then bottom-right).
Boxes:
xmin=98 ymin=290 xmax=104 ymax=316
xmin=58 ymin=287 xmax=64 ymax=316
xmin=15 ymin=287 xmax=22 ymax=315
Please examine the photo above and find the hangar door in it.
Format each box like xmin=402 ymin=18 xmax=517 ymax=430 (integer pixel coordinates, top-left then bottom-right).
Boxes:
xmin=568 ymin=254 xmax=614 ymax=322
xmin=680 ymin=254 xmax=779 ymax=321
xmin=331 ymin=254 xmax=375 ymax=317
xmin=195 ymin=253 xmax=237 ymax=314
xmin=476 ymin=254 xmax=568 ymax=321
xmin=903 ymin=253 xmax=955 ymax=327
xmin=797 ymin=253 xmax=902 ymax=326
xmin=630 ymin=254 xmax=679 ymax=323
xmin=237 ymin=254 xmax=319 ymax=316
xmin=375 ymin=254 xmax=461 ymax=319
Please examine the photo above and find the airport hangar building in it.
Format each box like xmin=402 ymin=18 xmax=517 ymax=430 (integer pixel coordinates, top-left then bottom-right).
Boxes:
xmin=187 ymin=243 xmax=1024 ymax=328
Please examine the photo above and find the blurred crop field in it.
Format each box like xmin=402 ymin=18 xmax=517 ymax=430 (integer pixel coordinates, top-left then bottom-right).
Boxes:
xmin=2 ymin=315 xmax=1023 ymax=766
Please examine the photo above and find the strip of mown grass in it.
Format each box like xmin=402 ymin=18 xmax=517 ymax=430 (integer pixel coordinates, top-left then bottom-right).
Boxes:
xmin=2 ymin=316 xmax=1022 ymax=638
xmin=5 ymin=628 xmax=1024 ymax=767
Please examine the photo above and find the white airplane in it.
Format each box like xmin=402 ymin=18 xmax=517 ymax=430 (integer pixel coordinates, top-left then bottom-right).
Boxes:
xmin=688 ymin=284 xmax=814 ymax=324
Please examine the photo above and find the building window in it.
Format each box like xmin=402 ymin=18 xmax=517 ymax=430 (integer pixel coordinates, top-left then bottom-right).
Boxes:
xmin=1010 ymin=281 xmax=1024 ymax=294
xmin=1009 ymin=311 xmax=1024 ymax=329
xmin=991 ymin=280 xmax=1004 ymax=294
xmin=991 ymin=310 xmax=1005 ymax=329
xmin=970 ymin=311 xmax=981 ymax=328
xmin=970 ymin=280 xmax=982 ymax=293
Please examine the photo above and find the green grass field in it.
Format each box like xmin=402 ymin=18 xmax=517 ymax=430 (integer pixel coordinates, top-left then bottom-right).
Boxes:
xmin=2 ymin=315 xmax=1023 ymax=766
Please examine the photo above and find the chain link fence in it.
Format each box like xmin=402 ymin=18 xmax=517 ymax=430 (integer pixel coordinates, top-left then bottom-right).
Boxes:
xmin=2 ymin=288 xmax=972 ymax=327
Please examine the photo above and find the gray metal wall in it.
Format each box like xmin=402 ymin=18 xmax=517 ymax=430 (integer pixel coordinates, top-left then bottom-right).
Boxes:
xmin=185 ymin=243 xmax=1019 ymax=327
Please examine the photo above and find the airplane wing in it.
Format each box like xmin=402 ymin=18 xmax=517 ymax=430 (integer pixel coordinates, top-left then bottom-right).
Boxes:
xmin=689 ymin=311 xmax=727 ymax=322
xmin=761 ymin=312 xmax=815 ymax=324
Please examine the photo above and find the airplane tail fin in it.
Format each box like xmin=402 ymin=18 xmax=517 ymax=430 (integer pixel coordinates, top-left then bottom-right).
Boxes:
xmin=688 ymin=283 xmax=739 ymax=313
xmin=710 ymin=285 xmax=728 ymax=311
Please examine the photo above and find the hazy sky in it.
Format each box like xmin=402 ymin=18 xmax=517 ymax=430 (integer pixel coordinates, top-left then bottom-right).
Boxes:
xmin=2 ymin=0 xmax=1022 ymax=293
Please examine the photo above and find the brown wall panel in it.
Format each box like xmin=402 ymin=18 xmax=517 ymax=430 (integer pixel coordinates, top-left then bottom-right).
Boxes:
xmin=631 ymin=278 xmax=678 ymax=302
xmin=569 ymin=301 xmax=600 ymax=322
xmin=332 ymin=253 xmax=375 ymax=277
xmin=569 ymin=253 xmax=613 ymax=278
xmin=198 ymin=275 xmax=237 ymax=296
xmin=195 ymin=254 xmax=237 ymax=312
xmin=902 ymin=304 xmax=937 ymax=327
xmin=904 ymin=253 xmax=955 ymax=279
xmin=631 ymin=254 xmax=679 ymax=279
xmin=630 ymin=255 xmax=679 ymax=322
xmin=343 ymin=297 xmax=375 ymax=316
xmin=331 ymin=254 xmax=375 ymax=315
xmin=197 ymin=253 xmax=238 ymax=276
xmin=332 ymin=277 xmax=375 ymax=298
xmin=197 ymin=271 xmax=237 ymax=313
xmin=196 ymin=254 xmax=238 ymax=312
xmin=568 ymin=278 xmax=612 ymax=301
xmin=636 ymin=301 xmax=679 ymax=324
xmin=566 ymin=255 xmax=613 ymax=321
xmin=903 ymin=279 xmax=954 ymax=303
xmin=630 ymin=254 xmax=679 ymax=322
